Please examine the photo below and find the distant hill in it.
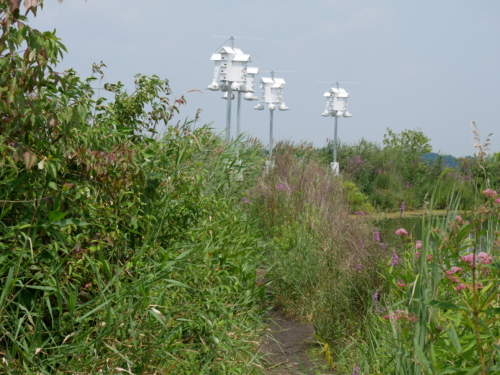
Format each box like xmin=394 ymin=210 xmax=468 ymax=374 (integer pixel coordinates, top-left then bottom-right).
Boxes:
xmin=421 ymin=152 xmax=471 ymax=168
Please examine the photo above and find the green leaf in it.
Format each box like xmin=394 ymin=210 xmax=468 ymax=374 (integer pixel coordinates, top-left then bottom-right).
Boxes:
xmin=446 ymin=322 xmax=462 ymax=353
xmin=484 ymin=307 xmax=500 ymax=314
xmin=164 ymin=279 xmax=191 ymax=289
xmin=414 ymin=338 xmax=432 ymax=374
xmin=53 ymin=218 xmax=89 ymax=226
xmin=426 ymin=300 xmax=467 ymax=311
xmin=48 ymin=211 xmax=66 ymax=222
xmin=75 ymin=300 xmax=112 ymax=323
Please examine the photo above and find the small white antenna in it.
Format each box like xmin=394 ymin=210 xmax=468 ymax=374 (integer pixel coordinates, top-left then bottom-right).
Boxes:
xmin=317 ymin=81 xmax=360 ymax=88
xmin=212 ymin=35 xmax=282 ymax=42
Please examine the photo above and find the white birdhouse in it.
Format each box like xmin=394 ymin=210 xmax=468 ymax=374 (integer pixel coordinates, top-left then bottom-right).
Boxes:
xmin=255 ymin=76 xmax=289 ymax=111
xmin=243 ymin=67 xmax=259 ymax=100
xmin=207 ymin=46 xmax=251 ymax=91
xmin=322 ymin=87 xmax=351 ymax=117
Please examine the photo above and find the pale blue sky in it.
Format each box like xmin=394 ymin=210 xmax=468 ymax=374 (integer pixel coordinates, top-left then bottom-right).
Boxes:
xmin=31 ymin=0 xmax=500 ymax=157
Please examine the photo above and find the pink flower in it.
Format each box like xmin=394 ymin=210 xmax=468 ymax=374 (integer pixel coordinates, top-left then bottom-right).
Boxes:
xmin=414 ymin=251 xmax=420 ymax=259
xmin=455 ymin=215 xmax=463 ymax=222
xmin=461 ymin=253 xmax=475 ymax=264
xmin=446 ymin=267 xmax=462 ymax=283
xmin=395 ymin=228 xmax=408 ymax=236
xmin=495 ymin=198 xmax=500 ymax=205
xmin=455 ymin=283 xmax=467 ymax=291
xmin=478 ymin=252 xmax=492 ymax=264
xmin=396 ymin=283 xmax=406 ymax=287
xmin=482 ymin=188 xmax=498 ymax=198
xmin=415 ymin=240 xmax=422 ymax=250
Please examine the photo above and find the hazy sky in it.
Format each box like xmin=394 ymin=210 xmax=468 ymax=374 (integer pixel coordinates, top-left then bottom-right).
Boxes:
xmin=30 ymin=0 xmax=500 ymax=157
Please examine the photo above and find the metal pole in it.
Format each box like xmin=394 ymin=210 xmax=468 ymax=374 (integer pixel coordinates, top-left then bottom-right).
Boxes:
xmin=236 ymin=91 xmax=242 ymax=137
xmin=333 ymin=115 xmax=338 ymax=164
xmin=269 ymin=108 xmax=274 ymax=158
xmin=225 ymin=83 xmax=232 ymax=141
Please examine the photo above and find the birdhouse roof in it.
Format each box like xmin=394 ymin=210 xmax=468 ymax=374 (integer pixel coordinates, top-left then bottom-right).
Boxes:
xmin=218 ymin=46 xmax=236 ymax=54
xmin=337 ymin=88 xmax=349 ymax=98
xmin=210 ymin=53 xmax=222 ymax=61
xmin=233 ymin=54 xmax=252 ymax=62
xmin=260 ymin=77 xmax=274 ymax=84
xmin=246 ymin=67 xmax=259 ymax=75
xmin=274 ymin=78 xmax=286 ymax=85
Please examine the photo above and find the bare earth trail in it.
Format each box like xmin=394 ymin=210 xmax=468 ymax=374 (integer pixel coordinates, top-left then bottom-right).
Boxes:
xmin=261 ymin=307 xmax=325 ymax=374
xmin=258 ymin=270 xmax=335 ymax=375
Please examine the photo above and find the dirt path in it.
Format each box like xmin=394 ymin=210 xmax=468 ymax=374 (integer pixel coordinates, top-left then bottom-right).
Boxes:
xmin=260 ymin=307 xmax=335 ymax=375
xmin=257 ymin=268 xmax=334 ymax=374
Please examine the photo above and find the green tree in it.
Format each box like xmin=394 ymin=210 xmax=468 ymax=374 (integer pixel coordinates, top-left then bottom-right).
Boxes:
xmin=382 ymin=128 xmax=432 ymax=158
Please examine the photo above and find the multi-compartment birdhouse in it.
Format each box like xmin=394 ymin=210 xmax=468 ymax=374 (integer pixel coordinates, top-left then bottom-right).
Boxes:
xmin=255 ymin=76 xmax=289 ymax=111
xmin=322 ymin=87 xmax=352 ymax=117
xmin=207 ymin=46 xmax=252 ymax=92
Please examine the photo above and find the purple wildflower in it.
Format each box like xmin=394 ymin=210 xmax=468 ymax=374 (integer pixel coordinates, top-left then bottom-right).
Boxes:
xmin=356 ymin=264 xmax=362 ymax=271
xmin=379 ymin=242 xmax=387 ymax=250
xmin=373 ymin=292 xmax=381 ymax=314
xmin=241 ymin=198 xmax=250 ymax=204
xmin=400 ymin=201 xmax=405 ymax=216
xmin=391 ymin=249 xmax=399 ymax=266
xmin=374 ymin=231 xmax=380 ymax=243
xmin=358 ymin=211 xmax=365 ymax=216
xmin=352 ymin=366 xmax=360 ymax=375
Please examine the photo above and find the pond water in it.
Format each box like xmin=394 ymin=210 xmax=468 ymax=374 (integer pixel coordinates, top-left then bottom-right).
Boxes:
xmin=377 ymin=216 xmax=424 ymax=242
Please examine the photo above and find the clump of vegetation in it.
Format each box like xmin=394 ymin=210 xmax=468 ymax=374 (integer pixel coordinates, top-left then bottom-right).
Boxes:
xmin=1 ymin=3 xmax=267 ymax=373
xmin=244 ymin=142 xmax=387 ymax=354
xmin=319 ymin=128 xmax=500 ymax=211
xmin=333 ymin=189 xmax=500 ymax=374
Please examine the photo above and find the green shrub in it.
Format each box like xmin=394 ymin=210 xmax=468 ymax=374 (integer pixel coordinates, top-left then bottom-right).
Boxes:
xmin=0 ymin=4 xmax=267 ymax=373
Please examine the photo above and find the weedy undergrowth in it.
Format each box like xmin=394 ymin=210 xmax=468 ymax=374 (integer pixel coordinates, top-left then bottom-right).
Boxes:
xmin=1 ymin=3 xmax=268 ymax=373
xmin=244 ymin=142 xmax=388 ymax=359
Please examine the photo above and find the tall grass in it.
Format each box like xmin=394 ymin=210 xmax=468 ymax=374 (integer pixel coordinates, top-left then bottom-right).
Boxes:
xmin=244 ymin=142 xmax=388 ymax=354
xmin=0 ymin=126 xmax=267 ymax=374
xmin=331 ymin=189 xmax=500 ymax=374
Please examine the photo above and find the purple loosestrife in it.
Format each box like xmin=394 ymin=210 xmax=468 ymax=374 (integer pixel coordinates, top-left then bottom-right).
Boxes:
xmin=391 ymin=249 xmax=399 ymax=266
xmin=373 ymin=292 xmax=381 ymax=315
xmin=374 ymin=231 xmax=380 ymax=243
xmin=356 ymin=264 xmax=362 ymax=271
xmin=400 ymin=201 xmax=405 ymax=217
xmin=352 ymin=366 xmax=360 ymax=375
